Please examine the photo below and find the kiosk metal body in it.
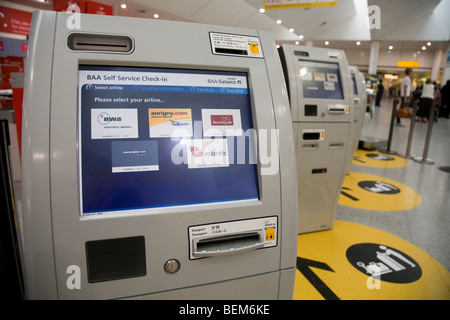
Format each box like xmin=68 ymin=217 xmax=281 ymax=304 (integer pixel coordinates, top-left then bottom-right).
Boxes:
xmin=280 ymin=44 xmax=353 ymax=234
xmin=20 ymin=11 xmax=297 ymax=299
xmin=346 ymin=66 xmax=367 ymax=174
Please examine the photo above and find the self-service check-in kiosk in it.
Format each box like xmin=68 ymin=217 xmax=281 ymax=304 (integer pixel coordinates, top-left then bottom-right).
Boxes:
xmin=20 ymin=11 xmax=298 ymax=299
xmin=279 ymin=44 xmax=353 ymax=234
xmin=346 ymin=66 xmax=367 ymax=174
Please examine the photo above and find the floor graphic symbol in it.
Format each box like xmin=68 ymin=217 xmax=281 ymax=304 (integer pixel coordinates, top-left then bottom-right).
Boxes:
xmin=339 ymin=172 xmax=421 ymax=211
xmin=346 ymin=243 xmax=422 ymax=283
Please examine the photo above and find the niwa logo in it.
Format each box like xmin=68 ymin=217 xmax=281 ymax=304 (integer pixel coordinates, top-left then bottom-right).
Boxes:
xmin=97 ymin=112 xmax=122 ymax=125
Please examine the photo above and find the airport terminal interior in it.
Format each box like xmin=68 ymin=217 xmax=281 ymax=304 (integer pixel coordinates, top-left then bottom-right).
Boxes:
xmin=0 ymin=0 xmax=449 ymax=301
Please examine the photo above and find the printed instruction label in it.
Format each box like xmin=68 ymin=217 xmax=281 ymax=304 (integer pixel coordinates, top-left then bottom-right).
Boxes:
xmin=210 ymin=32 xmax=264 ymax=58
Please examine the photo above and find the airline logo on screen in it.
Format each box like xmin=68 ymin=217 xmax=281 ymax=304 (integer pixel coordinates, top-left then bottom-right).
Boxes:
xmin=97 ymin=112 xmax=121 ymax=125
xmin=202 ymin=109 xmax=242 ymax=137
xmin=211 ymin=115 xmax=234 ymax=126
xmin=91 ymin=109 xmax=138 ymax=139
xmin=187 ymin=139 xmax=229 ymax=169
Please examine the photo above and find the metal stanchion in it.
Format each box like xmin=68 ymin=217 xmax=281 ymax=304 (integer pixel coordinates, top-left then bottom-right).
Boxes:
xmin=379 ymin=98 xmax=399 ymax=155
xmin=404 ymin=100 xmax=418 ymax=158
xmin=412 ymin=100 xmax=436 ymax=164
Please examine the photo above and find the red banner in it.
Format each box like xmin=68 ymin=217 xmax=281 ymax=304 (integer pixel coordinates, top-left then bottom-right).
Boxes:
xmin=53 ymin=0 xmax=86 ymax=13
xmin=0 ymin=6 xmax=32 ymax=35
xmin=86 ymin=1 xmax=113 ymax=15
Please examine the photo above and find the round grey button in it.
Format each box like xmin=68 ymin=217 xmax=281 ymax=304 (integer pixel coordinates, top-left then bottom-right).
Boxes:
xmin=164 ymin=259 xmax=180 ymax=273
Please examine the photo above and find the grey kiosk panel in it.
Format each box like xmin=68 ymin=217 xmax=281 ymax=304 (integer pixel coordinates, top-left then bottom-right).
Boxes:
xmin=20 ymin=11 xmax=298 ymax=299
xmin=346 ymin=66 xmax=367 ymax=174
xmin=279 ymin=44 xmax=353 ymax=234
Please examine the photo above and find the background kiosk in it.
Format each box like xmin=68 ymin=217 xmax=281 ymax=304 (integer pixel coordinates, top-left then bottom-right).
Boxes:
xmin=279 ymin=44 xmax=353 ymax=234
xmin=346 ymin=66 xmax=367 ymax=174
xmin=20 ymin=11 xmax=298 ymax=300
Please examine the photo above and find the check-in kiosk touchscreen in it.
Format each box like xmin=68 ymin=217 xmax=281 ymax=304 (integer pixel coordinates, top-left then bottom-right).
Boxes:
xmin=298 ymin=60 xmax=344 ymax=100
xmin=79 ymin=66 xmax=258 ymax=217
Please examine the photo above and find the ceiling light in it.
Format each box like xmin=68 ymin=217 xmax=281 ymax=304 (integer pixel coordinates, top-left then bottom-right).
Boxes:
xmin=289 ymin=28 xmax=294 ymax=32
xmin=121 ymin=3 xmax=127 ymax=9
xmin=389 ymin=45 xmax=393 ymax=50
xmin=295 ymin=41 xmax=299 ymax=45
xmin=324 ymin=41 xmax=329 ymax=45
xmin=299 ymin=35 xmax=304 ymax=40
xmin=422 ymin=46 xmax=426 ymax=50
xmin=154 ymin=13 xmax=159 ymax=19
xmin=276 ymin=20 xmax=282 ymax=24
xmin=259 ymin=8 xmax=265 ymax=13
xmin=427 ymin=42 xmax=431 ymax=46
xmin=356 ymin=41 xmax=361 ymax=45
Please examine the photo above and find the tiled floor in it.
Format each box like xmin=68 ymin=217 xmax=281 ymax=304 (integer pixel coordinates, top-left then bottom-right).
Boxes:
xmin=336 ymin=95 xmax=450 ymax=271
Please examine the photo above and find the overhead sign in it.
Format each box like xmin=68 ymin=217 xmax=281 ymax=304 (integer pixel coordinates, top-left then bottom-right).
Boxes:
xmin=397 ymin=61 xmax=419 ymax=68
xmin=264 ymin=0 xmax=337 ymax=10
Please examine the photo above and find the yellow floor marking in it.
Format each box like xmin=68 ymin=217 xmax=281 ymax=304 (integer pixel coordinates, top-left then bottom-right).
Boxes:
xmin=339 ymin=172 xmax=421 ymax=211
xmin=294 ymin=220 xmax=450 ymax=300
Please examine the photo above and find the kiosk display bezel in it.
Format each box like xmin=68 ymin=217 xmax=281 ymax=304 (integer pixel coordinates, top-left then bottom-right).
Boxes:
xmin=297 ymin=60 xmax=344 ymax=100
xmin=78 ymin=65 xmax=260 ymax=218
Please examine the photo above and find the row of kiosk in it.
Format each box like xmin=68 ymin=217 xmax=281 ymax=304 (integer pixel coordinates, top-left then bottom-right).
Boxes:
xmin=17 ymin=11 xmax=367 ymax=299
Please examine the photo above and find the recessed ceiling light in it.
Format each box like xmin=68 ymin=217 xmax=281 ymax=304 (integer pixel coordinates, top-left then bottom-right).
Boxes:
xmin=356 ymin=41 xmax=361 ymax=45
xmin=121 ymin=3 xmax=127 ymax=9
xmin=422 ymin=46 xmax=426 ymax=50
xmin=289 ymin=28 xmax=294 ymax=32
xmin=276 ymin=19 xmax=282 ymax=24
xmin=427 ymin=42 xmax=431 ymax=46
xmin=154 ymin=13 xmax=159 ymax=19
xmin=324 ymin=41 xmax=329 ymax=45
xmin=295 ymin=41 xmax=299 ymax=45
xmin=259 ymin=8 xmax=265 ymax=13
xmin=389 ymin=45 xmax=393 ymax=50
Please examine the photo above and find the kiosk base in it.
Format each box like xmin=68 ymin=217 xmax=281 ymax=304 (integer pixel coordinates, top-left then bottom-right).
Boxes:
xmin=125 ymin=268 xmax=296 ymax=300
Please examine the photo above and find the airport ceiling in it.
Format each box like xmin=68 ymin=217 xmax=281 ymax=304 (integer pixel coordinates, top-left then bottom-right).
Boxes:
xmin=7 ymin=0 xmax=450 ymax=52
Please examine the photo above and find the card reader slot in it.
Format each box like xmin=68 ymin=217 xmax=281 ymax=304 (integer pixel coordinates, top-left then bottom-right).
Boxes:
xmin=67 ymin=33 xmax=134 ymax=53
xmin=302 ymin=143 xmax=319 ymax=150
xmin=193 ymin=230 xmax=264 ymax=258
xmin=329 ymin=142 xmax=344 ymax=149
